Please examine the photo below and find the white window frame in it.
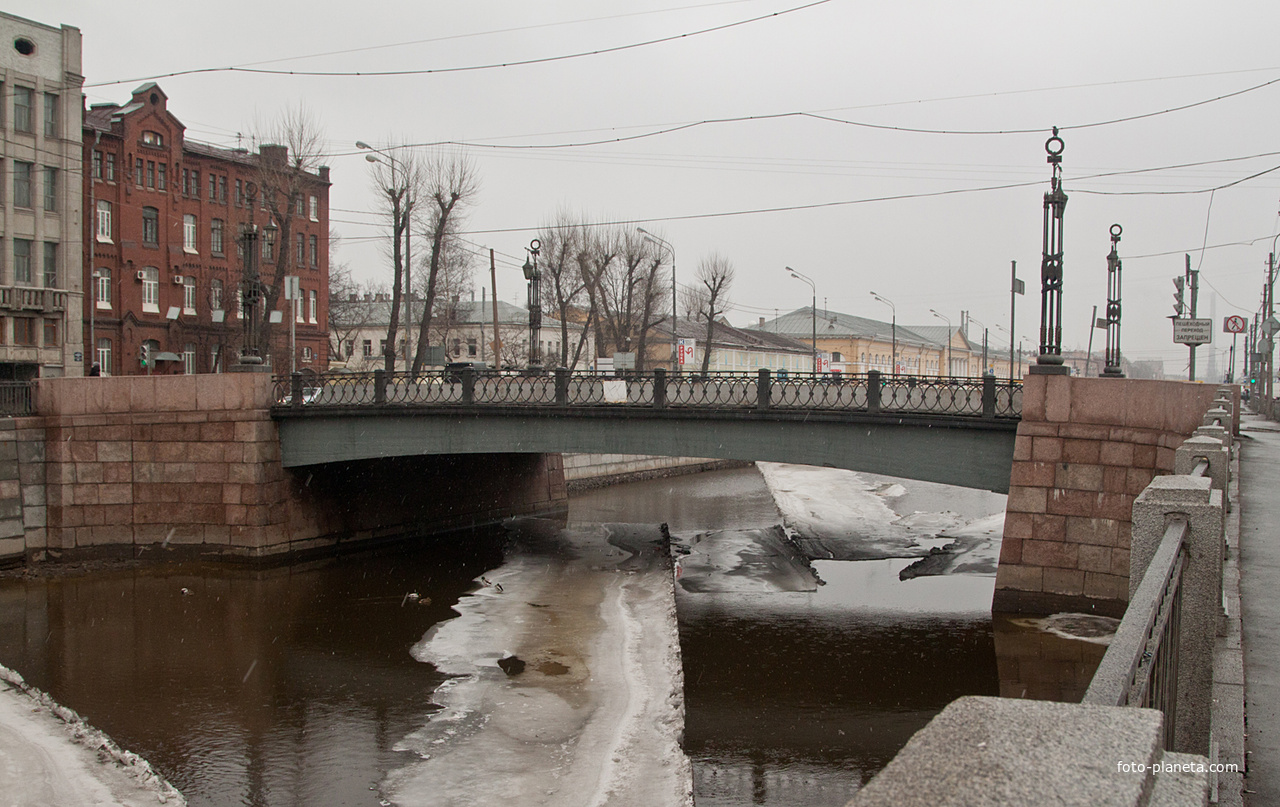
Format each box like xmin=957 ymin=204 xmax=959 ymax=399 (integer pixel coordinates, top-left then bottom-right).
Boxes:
xmin=309 ymin=195 xmax=319 ymax=221
xmin=210 ymin=278 xmax=223 ymax=312
xmin=142 ymin=267 xmax=159 ymax=313
xmin=183 ymin=344 xmax=196 ymax=375
xmin=183 ymin=281 xmax=196 ymax=315
xmin=96 ymin=200 xmax=112 ymax=243
xmin=308 ymin=289 xmax=317 ymax=324
xmin=96 ymin=338 xmax=112 ymax=376
xmin=183 ymin=214 xmax=198 ymax=254
xmin=95 ymin=268 xmax=111 ymax=310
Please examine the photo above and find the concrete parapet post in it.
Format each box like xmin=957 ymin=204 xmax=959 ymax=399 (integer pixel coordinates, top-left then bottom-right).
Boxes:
xmin=981 ymin=374 xmax=996 ymax=418
xmin=554 ymin=367 xmax=570 ymax=406
xmin=1131 ymin=475 xmax=1223 ymax=756
xmin=866 ymin=370 xmax=881 ymax=414
xmin=1202 ymin=406 xmax=1230 ymax=430
xmin=373 ymin=369 xmax=386 ymax=404
xmin=461 ymin=366 xmax=475 ymax=404
xmin=846 ymin=696 xmax=1207 ymax=807
xmin=652 ymin=368 xmax=666 ymax=409
xmin=1175 ymin=435 xmax=1229 ymax=500
xmin=756 ymin=368 xmax=771 ymax=411
xmin=1194 ymin=423 xmax=1230 ymax=450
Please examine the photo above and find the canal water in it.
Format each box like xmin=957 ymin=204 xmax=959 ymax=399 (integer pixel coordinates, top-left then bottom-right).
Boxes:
xmin=0 ymin=463 xmax=1029 ymax=806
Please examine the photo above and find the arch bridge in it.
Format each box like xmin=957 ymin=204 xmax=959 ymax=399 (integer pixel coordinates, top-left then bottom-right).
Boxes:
xmin=272 ymin=369 xmax=1021 ymax=493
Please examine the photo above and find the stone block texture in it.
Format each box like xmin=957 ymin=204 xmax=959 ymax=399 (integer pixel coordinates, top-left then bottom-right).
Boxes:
xmin=994 ymin=375 xmax=1224 ymax=616
xmin=23 ymin=375 xmax=569 ymax=561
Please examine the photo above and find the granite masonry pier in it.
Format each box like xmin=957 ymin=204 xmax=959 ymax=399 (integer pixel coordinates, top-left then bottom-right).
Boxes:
xmin=993 ymin=374 xmax=1232 ymax=617
xmin=0 ymin=374 xmax=568 ymax=564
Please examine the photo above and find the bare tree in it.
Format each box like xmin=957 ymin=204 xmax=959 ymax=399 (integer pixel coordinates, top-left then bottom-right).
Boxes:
xmin=327 ymin=262 xmax=382 ymax=364
xmin=250 ymin=106 xmax=325 ymax=366
xmin=364 ymin=143 xmax=422 ymax=373
xmin=411 ymin=150 xmax=479 ymax=375
xmin=537 ymin=213 xmax=591 ymax=369
xmin=598 ymin=228 xmax=668 ymax=371
xmin=687 ymin=253 xmax=734 ymax=376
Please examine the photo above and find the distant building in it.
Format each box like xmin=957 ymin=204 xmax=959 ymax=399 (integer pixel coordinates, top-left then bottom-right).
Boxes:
xmin=653 ymin=316 xmax=814 ymax=373
xmin=83 ymin=83 xmax=330 ymax=375
xmin=0 ymin=13 xmax=83 ymax=379
xmin=753 ymin=308 xmax=1028 ymax=379
xmin=329 ymin=294 xmax=593 ymax=371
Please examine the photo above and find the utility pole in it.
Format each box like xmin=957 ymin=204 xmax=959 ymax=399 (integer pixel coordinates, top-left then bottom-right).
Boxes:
xmin=1010 ymin=260 xmax=1022 ymax=380
xmin=490 ymin=249 xmax=501 ymax=367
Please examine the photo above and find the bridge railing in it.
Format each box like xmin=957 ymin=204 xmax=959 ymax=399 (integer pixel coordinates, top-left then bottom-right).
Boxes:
xmin=0 ymin=381 xmax=34 ymax=416
xmin=273 ymin=369 xmax=1022 ymax=419
xmin=1082 ymin=517 xmax=1186 ymax=750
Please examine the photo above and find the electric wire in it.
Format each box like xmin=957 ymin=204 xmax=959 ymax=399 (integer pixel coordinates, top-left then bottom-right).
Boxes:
xmin=84 ymin=0 xmax=835 ymax=88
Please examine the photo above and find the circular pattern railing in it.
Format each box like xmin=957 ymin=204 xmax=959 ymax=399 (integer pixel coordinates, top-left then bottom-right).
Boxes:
xmin=273 ymin=370 xmax=1021 ymax=420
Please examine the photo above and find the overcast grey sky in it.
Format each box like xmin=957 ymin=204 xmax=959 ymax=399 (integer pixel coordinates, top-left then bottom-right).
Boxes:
xmin=24 ymin=0 xmax=1280 ymax=376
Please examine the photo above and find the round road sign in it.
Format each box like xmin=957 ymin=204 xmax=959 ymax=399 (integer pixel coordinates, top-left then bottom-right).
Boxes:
xmin=1224 ymin=315 xmax=1247 ymax=334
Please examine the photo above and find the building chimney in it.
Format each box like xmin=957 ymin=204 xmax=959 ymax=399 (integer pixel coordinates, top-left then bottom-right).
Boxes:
xmin=759 ymin=317 xmax=765 ymax=327
xmin=348 ymin=293 xmax=357 ymax=302
xmin=364 ymin=292 xmax=372 ymax=302
xmin=318 ymin=165 xmax=330 ymax=182
xmin=258 ymin=144 xmax=288 ymax=166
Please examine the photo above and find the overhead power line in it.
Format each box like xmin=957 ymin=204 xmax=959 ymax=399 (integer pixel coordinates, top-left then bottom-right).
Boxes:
xmin=85 ymin=0 xmax=835 ymax=88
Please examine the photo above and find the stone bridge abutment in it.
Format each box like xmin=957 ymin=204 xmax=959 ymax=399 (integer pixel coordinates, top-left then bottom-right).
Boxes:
xmin=0 ymin=374 xmax=567 ymax=564
xmin=992 ymin=373 xmax=1235 ymax=616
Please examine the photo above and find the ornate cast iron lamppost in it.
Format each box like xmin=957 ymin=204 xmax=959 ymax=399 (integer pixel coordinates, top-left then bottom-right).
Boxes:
xmin=238 ymin=182 xmax=264 ymax=367
xmin=523 ymin=238 xmax=542 ymax=370
xmin=1032 ymin=128 xmax=1070 ymax=375
xmin=1102 ymin=223 xmax=1125 ymax=377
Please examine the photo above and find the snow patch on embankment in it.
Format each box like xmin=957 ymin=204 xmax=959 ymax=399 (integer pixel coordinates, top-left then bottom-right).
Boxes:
xmin=0 ymin=663 xmax=185 ymax=805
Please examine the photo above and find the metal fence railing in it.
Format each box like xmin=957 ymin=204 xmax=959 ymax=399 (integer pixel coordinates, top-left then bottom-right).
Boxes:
xmin=271 ymin=369 xmax=1022 ymax=421
xmin=1082 ymin=517 xmax=1187 ymax=750
xmin=0 ymin=381 xmax=34 ymax=416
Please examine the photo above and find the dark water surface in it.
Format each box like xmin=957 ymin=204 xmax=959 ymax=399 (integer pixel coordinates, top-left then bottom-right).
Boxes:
xmin=0 ymin=465 xmax=1007 ymax=807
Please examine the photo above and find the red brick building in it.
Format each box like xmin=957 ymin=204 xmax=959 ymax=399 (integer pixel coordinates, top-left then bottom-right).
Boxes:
xmin=82 ymin=83 xmax=329 ymax=375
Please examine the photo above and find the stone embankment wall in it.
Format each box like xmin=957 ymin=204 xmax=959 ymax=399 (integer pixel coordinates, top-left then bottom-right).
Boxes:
xmin=0 ymin=374 xmax=567 ymax=565
xmin=993 ymin=375 xmax=1231 ymax=616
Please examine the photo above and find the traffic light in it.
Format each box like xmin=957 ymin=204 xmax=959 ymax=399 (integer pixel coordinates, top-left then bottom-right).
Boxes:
xmin=1172 ymin=276 xmax=1185 ymax=317
xmin=139 ymin=343 xmax=149 ymax=369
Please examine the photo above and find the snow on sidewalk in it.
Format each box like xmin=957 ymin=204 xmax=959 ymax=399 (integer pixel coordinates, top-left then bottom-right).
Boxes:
xmin=0 ymin=664 xmax=184 ymax=806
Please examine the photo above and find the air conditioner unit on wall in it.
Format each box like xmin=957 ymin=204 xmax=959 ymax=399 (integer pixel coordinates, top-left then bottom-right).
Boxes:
xmin=136 ymin=270 xmax=146 ymax=281
xmin=173 ymin=275 xmax=185 ymax=285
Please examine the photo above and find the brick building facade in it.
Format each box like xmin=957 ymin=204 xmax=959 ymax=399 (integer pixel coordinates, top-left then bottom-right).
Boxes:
xmin=82 ymin=83 xmax=329 ymax=375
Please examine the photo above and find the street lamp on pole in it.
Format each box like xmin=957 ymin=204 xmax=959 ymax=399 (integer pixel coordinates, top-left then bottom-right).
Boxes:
xmin=787 ymin=267 xmax=817 ymax=373
xmin=995 ymin=323 xmax=1014 ymax=381
xmin=89 ymin=270 xmax=101 ymax=375
xmin=970 ymin=315 xmax=991 ymax=376
xmin=637 ymin=228 xmax=677 ymax=372
xmin=930 ymin=308 xmax=951 ymax=378
xmin=870 ymin=291 xmax=896 ymax=375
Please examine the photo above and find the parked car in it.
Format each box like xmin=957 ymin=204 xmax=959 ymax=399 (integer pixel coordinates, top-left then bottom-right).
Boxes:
xmin=444 ymin=361 xmax=491 ymax=382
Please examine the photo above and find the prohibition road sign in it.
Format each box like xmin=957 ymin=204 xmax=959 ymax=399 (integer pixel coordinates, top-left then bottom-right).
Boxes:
xmin=1224 ymin=315 xmax=1247 ymax=334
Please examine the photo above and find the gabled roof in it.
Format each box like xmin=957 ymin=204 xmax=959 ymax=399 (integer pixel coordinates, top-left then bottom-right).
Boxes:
xmin=331 ymin=296 xmax=575 ymax=330
xmin=754 ymin=307 xmax=939 ymax=347
xmin=653 ymin=317 xmax=812 ymax=354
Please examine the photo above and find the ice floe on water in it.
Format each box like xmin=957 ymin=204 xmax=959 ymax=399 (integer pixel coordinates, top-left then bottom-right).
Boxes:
xmin=755 ymin=462 xmax=1004 ymax=568
xmin=386 ymin=518 xmax=692 ymax=807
